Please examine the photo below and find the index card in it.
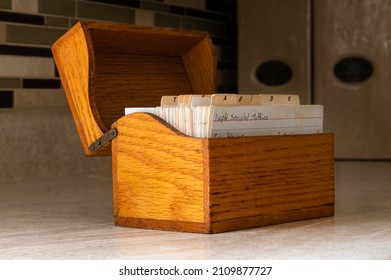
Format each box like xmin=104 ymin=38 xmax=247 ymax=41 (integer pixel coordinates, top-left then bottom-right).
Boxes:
xmin=125 ymin=107 xmax=156 ymax=115
xmin=125 ymin=94 xmax=323 ymax=139
xmin=260 ymin=94 xmax=300 ymax=106
xmin=208 ymin=105 xmax=323 ymax=138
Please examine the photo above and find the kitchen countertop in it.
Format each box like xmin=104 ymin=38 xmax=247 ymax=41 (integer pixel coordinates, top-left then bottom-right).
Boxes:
xmin=0 ymin=161 xmax=390 ymax=259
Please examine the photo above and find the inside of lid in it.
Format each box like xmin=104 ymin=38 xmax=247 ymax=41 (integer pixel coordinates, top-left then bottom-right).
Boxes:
xmin=87 ymin=25 xmax=216 ymax=133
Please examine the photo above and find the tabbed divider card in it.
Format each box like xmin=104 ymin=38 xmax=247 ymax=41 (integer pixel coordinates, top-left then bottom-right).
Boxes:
xmin=124 ymin=94 xmax=323 ymax=138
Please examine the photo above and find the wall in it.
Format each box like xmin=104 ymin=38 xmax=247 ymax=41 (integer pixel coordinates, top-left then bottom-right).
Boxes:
xmin=0 ymin=0 xmax=237 ymax=182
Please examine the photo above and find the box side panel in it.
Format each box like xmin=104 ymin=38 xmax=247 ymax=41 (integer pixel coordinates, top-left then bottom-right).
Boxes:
xmin=207 ymin=134 xmax=335 ymax=233
xmin=112 ymin=113 xmax=207 ymax=232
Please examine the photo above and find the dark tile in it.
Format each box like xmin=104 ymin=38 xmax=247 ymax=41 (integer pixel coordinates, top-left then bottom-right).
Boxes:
xmin=86 ymin=0 xmax=140 ymax=8
xmin=225 ymin=24 xmax=237 ymax=37
xmin=169 ymin=5 xmax=185 ymax=15
xmin=23 ymin=79 xmax=61 ymax=89
xmin=0 ymin=44 xmax=52 ymax=57
xmin=0 ymin=91 xmax=13 ymax=108
xmin=0 ymin=10 xmax=45 ymax=25
xmin=220 ymin=45 xmax=237 ymax=62
xmin=206 ymin=0 xmax=237 ymax=15
xmin=218 ymin=61 xmax=237 ymax=70
xmin=226 ymin=14 xmax=237 ymax=25
xmin=186 ymin=8 xmax=228 ymax=22
xmin=217 ymin=85 xmax=237 ymax=93
xmin=211 ymin=36 xmax=237 ymax=46
xmin=141 ymin=1 xmax=168 ymax=12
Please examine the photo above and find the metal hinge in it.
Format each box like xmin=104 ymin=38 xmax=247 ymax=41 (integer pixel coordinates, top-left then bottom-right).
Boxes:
xmin=89 ymin=128 xmax=118 ymax=153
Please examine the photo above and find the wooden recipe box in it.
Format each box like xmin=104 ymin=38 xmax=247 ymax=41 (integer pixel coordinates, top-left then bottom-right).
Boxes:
xmin=52 ymin=21 xmax=335 ymax=233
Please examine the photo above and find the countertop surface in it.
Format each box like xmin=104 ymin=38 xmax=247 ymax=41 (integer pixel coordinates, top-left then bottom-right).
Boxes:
xmin=1 ymin=161 xmax=390 ymax=260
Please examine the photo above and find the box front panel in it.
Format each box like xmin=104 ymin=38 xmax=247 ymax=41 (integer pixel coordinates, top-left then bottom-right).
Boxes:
xmin=207 ymin=134 xmax=334 ymax=233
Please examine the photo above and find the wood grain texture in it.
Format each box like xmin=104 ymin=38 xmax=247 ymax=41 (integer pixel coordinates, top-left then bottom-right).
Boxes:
xmin=205 ymin=134 xmax=335 ymax=233
xmin=51 ymin=22 xmax=109 ymax=156
xmin=52 ymin=21 xmax=216 ymax=156
xmin=114 ymin=217 xmax=209 ymax=234
xmin=183 ymin=35 xmax=217 ymax=94
xmin=111 ymin=113 xmax=334 ymax=233
xmin=53 ymin=21 xmax=334 ymax=233
xmin=93 ymin=54 xmax=194 ymax=130
xmin=112 ymin=113 xmax=206 ymax=233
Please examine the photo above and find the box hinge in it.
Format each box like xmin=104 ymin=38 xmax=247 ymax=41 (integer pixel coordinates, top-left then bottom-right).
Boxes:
xmin=89 ymin=128 xmax=118 ymax=153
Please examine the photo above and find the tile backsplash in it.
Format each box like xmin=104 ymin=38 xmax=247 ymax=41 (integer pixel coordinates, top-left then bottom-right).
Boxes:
xmin=0 ymin=0 xmax=237 ymax=108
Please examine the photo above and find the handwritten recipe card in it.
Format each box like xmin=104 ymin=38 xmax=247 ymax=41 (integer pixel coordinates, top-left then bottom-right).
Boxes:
xmin=125 ymin=94 xmax=323 ymax=138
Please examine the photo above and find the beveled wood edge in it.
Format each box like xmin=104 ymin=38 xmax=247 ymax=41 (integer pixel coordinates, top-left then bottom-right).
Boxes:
xmin=111 ymin=120 xmax=119 ymax=217
xmin=209 ymin=205 xmax=335 ymax=233
xmin=115 ymin=217 xmax=211 ymax=234
xmin=112 ymin=112 xmax=194 ymax=138
xmin=81 ymin=22 xmax=108 ymax=138
xmin=114 ymin=206 xmax=334 ymax=234
xmin=80 ymin=20 xmax=211 ymax=39
xmin=202 ymin=139 xmax=212 ymax=228
xmin=205 ymin=131 xmax=335 ymax=145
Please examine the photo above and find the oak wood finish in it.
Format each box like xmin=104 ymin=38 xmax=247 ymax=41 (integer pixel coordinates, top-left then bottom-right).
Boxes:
xmin=53 ymin=21 xmax=334 ymax=233
xmin=52 ymin=21 xmax=216 ymax=156
xmin=206 ymin=134 xmax=335 ymax=233
xmin=51 ymin=22 xmax=108 ymax=156
xmin=112 ymin=113 xmax=334 ymax=233
xmin=112 ymin=113 xmax=208 ymax=233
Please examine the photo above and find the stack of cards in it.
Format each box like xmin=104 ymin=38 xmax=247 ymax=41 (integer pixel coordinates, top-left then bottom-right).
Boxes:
xmin=125 ymin=94 xmax=323 ymax=138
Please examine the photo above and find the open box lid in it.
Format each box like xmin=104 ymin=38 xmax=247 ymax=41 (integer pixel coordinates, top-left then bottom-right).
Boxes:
xmin=52 ymin=21 xmax=216 ymax=156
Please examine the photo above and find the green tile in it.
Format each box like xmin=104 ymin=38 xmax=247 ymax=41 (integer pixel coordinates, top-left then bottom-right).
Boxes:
xmin=182 ymin=17 xmax=226 ymax=36
xmin=154 ymin=13 xmax=180 ymax=28
xmin=6 ymin=25 xmax=66 ymax=46
xmin=0 ymin=78 xmax=21 ymax=89
xmin=39 ymin=0 xmax=75 ymax=17
xmin=0 ymin=0 xmax=11 ymax=9
xmin=46 ymin=16 xmax=69 ymax=27
xmin=77 ymin=2 xmax=135 ymax=24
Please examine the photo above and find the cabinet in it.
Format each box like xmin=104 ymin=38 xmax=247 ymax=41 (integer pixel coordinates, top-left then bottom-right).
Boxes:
xmin=239 ymin=0 xmax=391 ymax=158
xmin=313 ymin=0 xmax=391 ymax=159
xmin=238 ymin=0 xmax=312 ymax=104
